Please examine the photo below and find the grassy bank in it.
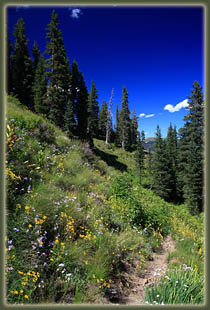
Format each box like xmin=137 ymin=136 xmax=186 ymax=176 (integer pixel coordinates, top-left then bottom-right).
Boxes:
xmin=5 ymin=96 xmax=204 ymax=304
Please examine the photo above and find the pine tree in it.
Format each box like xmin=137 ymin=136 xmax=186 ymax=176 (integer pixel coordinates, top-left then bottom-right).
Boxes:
xmin=165 ymin=123 xmax=178 ymax=201
xmin=87 ymin=80 xmax=99 ymax=138
xmin=76 ymin=72 xmax=89 ymax=139
xmin=152 ymin=125 xmax=171 ymax=200
xmin=135 ymin=131 xmax=144 ymax=185
xmin=11 ymin=17 xmax=34 ymax=109
xmin=64 ymin=98 xmax=76 ymax=137
xmin=141 ymin=130 xmax=145 ymax=144
xmin=147 ymin=148 xmax=153 ymax=189
xmin=178 ymin=81 xmax=204 ymax=213
xmin=32 ymin=40 xmax=40 ymax=73
xmin=33 ymin=55 xmax=48 ymax=115
xmin=70 ymin=59 xmax=80 ymax=120
xmin=130 ymin=109 xmax=138 ymax=150
xmin=45 ymin=10 xmax=71 ymax=129
xmin=119 ymin=86 xmax=131 ymax=151
xmin=99 ymin=100 xmax=108 ymax=139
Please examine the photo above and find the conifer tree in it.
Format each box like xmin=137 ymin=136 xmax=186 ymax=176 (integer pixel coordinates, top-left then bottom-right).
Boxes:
xmin=70 ymin=59 xmax=80 ymax=119
xmin=135 ymin=131 xmax=145 ymax=185
xmin=11 ymin=17 xmax=34 ymax=109
xmin=64 ymin=98 xmax=76 ymax=137
xmin=33 ymin=55 xmax=48 ymax=115
xmin=178 ymin=81 xmax=204 ymax=213
xmin=147 ymin=148 xmax=153 ymax=189
xmin=119 ymin=86 xmax=131 ymax=151
xmin=32 ymin=40 xmax=40 ymax=73
xmin=141 ymin=130 xmax=145 ymax=145
xmin=87 ymin=80 xmax=99 ymax=138
xmin=165 ymin=123 xmax=178 ymax=201
xmin=76 ymin=72 xmax=89 ymax=139
xmin=69 ymin=59 xmax=88 ymax=138
xmin=45 ymin=10 xmax=71 ymax=129
xmin=99 ymin=100 xmax=108 ymax=139
xmin=130 ymin=109 xmax=138 ymax=149
xmin=152 ymin=125 xmax=171 ymax=200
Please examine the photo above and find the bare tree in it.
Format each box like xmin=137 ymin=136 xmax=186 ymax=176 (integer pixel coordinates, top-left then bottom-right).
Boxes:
xmin=106 ymin=88 xmax=114 ymax=146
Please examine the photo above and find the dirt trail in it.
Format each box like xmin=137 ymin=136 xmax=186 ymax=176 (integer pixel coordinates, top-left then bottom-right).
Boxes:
xmin=117 ymin=235 xmax=176 ymax=305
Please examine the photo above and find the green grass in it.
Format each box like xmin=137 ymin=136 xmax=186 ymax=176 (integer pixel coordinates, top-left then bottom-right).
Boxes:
xmin=6 ymin=96 xmax=204 ymax=304
xmin=145 ymin=266 xmax=204 ymax=305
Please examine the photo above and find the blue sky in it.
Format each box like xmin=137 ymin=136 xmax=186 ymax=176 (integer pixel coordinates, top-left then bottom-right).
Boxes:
xmin=7 ymin=5 xmax=205 ymax=137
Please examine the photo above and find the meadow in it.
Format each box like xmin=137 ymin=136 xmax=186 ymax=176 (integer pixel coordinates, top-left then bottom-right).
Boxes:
xmin=5 ymin=96 xmax=204 ymax=304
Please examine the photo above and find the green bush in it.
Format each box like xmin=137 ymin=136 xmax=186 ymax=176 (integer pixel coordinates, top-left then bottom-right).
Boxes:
xmin=110 ymin=174 xmax=171 ymax=235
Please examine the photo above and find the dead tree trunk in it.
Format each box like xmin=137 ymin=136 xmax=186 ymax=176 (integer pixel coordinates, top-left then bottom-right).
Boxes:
xmin=106 ymin=88 xmax=114 ymax=147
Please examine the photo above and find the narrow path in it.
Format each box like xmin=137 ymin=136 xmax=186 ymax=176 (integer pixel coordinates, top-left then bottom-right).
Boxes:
xmin=117 ymin=235 xmax=176 ymax=305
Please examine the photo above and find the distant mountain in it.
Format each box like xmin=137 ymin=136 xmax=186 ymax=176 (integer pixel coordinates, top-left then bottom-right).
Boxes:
xmin=143 ymin=137 xmax=156 ymax=151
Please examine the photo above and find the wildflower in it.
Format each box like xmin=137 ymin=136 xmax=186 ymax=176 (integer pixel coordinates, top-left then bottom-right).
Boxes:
xmin=154 ymin=271 xmax=161 ymax=276
xmin=28 ymin=224 xmax=32 ymax=228
xmin=20 ymin=290 xmax=23 ymax=294
xmin=59 ymin=263 xmax=65 ymax=267
xmin=13 ymin=228 xmax=19 ymax=232
xmin=8 ymin=267 xmax=13 ymax=271
xmin=24 ymin=295 xmax=29 ymax=299
xmin=157 ymin=294 xmax=160 ymax=298
xmin=25 ymin=206 xmax=30 ymax=211
xmin=85 ymin=261 xmax=88 ymax=265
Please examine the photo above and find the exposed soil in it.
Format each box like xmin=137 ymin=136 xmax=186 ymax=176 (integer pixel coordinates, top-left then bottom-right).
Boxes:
xmin=107 ymin=235 xmax=176 ymax=305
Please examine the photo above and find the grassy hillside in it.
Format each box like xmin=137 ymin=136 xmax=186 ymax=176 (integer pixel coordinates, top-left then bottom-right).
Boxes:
xmin=6 ymin=96 xmax=204 ymax=304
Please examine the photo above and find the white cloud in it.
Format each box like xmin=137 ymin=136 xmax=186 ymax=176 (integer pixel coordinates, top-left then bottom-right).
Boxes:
xmin=139 ymin=113 xmax=155 ymax=118
xmin=145 ymin=114 xmax=155 ymax=118
xmin=164 ymin=99 xmax=189 ymax=113
xmin=71 ymin=8 xmax=82 ymax=19
xmin=139 ymin=113 xmax=146 ymax=118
